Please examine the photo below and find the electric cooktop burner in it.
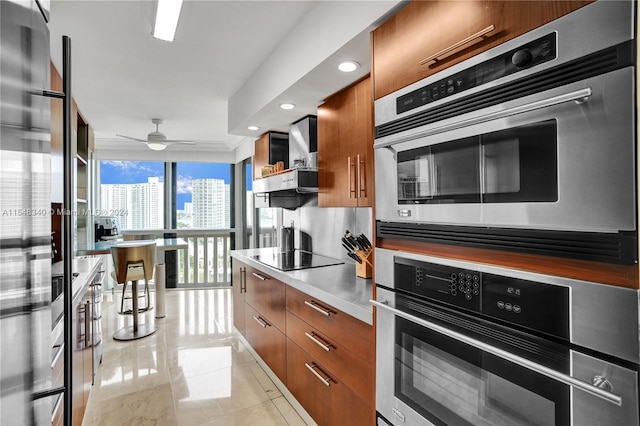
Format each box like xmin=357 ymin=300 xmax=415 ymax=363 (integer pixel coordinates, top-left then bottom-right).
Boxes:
xmin=252 ymin=250 xmax=344 ymax=272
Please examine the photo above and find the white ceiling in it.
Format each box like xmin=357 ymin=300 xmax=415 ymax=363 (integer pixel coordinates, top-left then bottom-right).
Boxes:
xmin=48 ymin=0 xmax=403 ymax=162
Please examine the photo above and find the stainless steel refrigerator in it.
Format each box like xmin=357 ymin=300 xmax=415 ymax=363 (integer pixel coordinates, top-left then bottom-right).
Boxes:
xmin=0 ymin=0 xmax=52 ymax=424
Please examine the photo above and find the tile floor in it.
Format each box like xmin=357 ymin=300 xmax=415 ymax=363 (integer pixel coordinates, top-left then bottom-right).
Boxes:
xmin=83 ymin=288 xmax=308 ymax=426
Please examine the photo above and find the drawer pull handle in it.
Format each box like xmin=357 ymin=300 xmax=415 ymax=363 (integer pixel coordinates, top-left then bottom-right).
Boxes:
xmin=305 ymin=362 xmax=332 ymax=387
xmin=252 ymin=272 xmax=269 ymax=281
xmin=305 ymin=332 xmax=331 ymax=352
xmin=304 ymin=300 xmax=331 ymax=316
xmin=253 ymin=316 xmax=268 ymax=328
xmin=419 ymin=25 xmax=495 ymax=66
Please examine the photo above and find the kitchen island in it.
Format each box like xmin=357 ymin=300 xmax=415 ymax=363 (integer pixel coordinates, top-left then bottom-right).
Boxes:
xmin=231 ymin=248 xmax=375 ymax=426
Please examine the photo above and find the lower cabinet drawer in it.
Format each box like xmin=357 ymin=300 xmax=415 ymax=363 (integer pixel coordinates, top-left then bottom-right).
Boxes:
xmin=286 ymin=286 xmax=373 ymax=365
xmin=286 ymin=338 xmax=372 ymax=426
xmin=244 ymin=304 xmax=287 ymax=383
xmin=286 ymin=311 xmax=374 ymax=406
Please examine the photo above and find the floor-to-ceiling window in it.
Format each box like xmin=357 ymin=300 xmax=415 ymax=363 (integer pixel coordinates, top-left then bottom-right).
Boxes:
xmin=99 ymin=161 xmax=165 ymax=230
xmin=98 ymin=160 xmax=234 ymax=287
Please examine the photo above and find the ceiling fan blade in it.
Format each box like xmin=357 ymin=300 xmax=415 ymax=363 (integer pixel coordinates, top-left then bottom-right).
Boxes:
xmin=116 ymin=134 xmax=147 ymax=142
xmin=163 ymin=139 xmax=195 ymax=144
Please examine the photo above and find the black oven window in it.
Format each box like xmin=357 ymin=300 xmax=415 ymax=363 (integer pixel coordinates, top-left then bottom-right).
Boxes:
xmin=396 ymin=120 xmax=557 ymax=204
xmin=395 ymin=318 xmax=569 ymax=425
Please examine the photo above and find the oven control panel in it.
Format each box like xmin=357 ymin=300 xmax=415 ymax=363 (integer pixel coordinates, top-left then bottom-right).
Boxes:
xmin=396 ymin=33 xmax=557 ymax=115
xmin=395 ymin=257 xmax=569 ymax=339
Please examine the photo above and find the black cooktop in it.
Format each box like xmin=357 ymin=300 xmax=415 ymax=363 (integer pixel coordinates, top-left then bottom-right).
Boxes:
xmin=252 ymin=250 xmax=344 ymax=272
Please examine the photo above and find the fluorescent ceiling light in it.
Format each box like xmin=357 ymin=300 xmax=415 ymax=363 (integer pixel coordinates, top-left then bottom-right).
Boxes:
xmin=338 ymin=60 xmax=360 ymax=72
xmin=247 ymin=125 xmax=260 ymax=131
xmin=147 ymin=141 xmax=167 ymax=151
xmin=279 ymin=103 xmax=295 ymax=110
xmin=153 ymin=0 xmax=184 ymax=42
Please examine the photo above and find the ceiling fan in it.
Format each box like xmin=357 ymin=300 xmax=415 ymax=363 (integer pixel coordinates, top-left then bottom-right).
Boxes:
xmin=116 ymin=118 xmax=196 ymax=151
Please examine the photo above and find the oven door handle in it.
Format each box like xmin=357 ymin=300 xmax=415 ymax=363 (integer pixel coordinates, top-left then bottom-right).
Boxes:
xmin=374 ymin=87 xmax=593 ymax=149
xmin=370 ymin=299 xmax=623 ymax=407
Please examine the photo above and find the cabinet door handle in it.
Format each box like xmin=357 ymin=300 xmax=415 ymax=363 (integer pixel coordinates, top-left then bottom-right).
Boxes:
xmin=305 ymin=362 xmax=332 ymax=387
xmin=85 ymin=301 xmax=91 ymax=346
xmin=253 ymin=316 xmax=269 ymax=328
xmin=305 ymin=332 xmax=331 ymax=351
xmin=419 ymin=25 xmax=495 ymax=66
xmin=240 ymin=267 xmax=247 ymax=293
xmin=252 ymin=272 xmax=269 ymax=281
xmin=357 ymin=154 xmax=366 ymax=198
xmin=304 ymin=300 xmax=331 ymax=316
xmin=347 ymin=157 xmax=356 ymax=198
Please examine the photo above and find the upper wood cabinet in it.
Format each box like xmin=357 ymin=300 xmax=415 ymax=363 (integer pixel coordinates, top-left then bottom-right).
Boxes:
xmin=371 ymin=0 xmax=592 ymax=100
xmin=318 ymin=76 xmax=374 ymax=207
xmin=253 ymin=131 xmax=289 ymax=181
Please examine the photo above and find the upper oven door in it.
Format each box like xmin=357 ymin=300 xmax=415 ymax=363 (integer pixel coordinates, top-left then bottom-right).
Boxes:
xmin=375 ymin=67 xmax=635 ymax=233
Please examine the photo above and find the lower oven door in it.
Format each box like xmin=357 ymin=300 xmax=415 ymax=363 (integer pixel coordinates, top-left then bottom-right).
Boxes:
xmin=375 ymin=288 xmax=639 ymax=426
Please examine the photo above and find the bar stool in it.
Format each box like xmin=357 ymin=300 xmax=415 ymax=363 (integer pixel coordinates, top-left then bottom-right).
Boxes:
xmin=111 ymin=240 xmax=157 ymax=341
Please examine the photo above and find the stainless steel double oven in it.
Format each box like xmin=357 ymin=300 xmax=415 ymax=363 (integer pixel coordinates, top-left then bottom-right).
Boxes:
xmin=374 ymin=1 xmax=636 ymax=265
xmin=372 ymin=1 xmax=639 ymax=425
xmin=373 ymin=249 xmax=639 ymax=426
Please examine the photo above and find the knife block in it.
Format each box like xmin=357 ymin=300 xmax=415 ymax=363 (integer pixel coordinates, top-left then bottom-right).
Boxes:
xmin=355 ymin=249 xmax=372 ymax=279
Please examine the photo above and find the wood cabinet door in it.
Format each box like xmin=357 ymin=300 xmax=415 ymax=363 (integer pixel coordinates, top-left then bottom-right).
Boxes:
xmin=231 ymin=260 xmax=246 ymax=335
xmin=318 ymin=83 xmax=358 ymax=207
xmin=253 ymin=133 xmax=270 ymax=181
xmin=372 ymin=0 xmax=592 ymax=100
xmin=244 ymin=267 xmax=286 ymax=332
xmin=244 ymin=304 xmax=287 ymax=383
xmin=318 ymin=76 xmax=373 ymax=207
xmin=286 ymin=338 xmax=372 ymax=426
xmin=286 ymin=286 xmax=374 ymax=365
xmin=286 ymin=311 xmax=374 ymax=406
xmin=353 ymin=78 xmax=374 ymax=207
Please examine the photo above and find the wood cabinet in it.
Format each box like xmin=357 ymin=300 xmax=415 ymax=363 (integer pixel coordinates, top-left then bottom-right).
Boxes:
xmin=286 ymin=338 xmax=372 ymax=426
xmin=231 ymin=259 xmax=246 ymax=335
xmin=371 ymin=0 xmax=592 ymax=99
xmin=253 ymin=131 xmax=289 ymax=180
xmin=318 ymin=76 xmax=374 ymax=207
xmin=69 ymin=260 xmax=103 ymax=426
xmin=231 ymin=259 xmax=375 ymax=425
xmin=232 ymin=260 xmax=287 ymax=383
xmin=286 ymin=286 xmax=374 ymax=366
xmin=71 ymin=285 xmax=93 ymax=426
xmin=50 ymin=63 xmax=95 ymax=252
xmin=286 ymin=285 xmax=374 ymax=425
xmin=244 ymin=304 xmax=287 ymax=383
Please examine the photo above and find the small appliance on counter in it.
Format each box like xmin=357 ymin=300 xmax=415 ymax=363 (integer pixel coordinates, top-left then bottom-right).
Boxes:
xmin=280 ymin=221 xmax=295 ymax=253
xmin=94 ymin=216 xmax=121 ymax=242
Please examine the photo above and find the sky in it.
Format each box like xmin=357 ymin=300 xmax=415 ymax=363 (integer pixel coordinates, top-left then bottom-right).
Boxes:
xmin=100 ymin=161 xmax=249 ymax=210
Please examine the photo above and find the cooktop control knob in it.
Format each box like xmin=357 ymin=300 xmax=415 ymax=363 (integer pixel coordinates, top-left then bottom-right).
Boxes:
xmin=512 ymin=49 xmax=533 ymax=68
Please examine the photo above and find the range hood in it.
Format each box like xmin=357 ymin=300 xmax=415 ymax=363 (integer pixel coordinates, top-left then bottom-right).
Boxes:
xmin=253 ymin=115 xmax=318 ymax=209
xmin=252 ymin=168 xmax=318 ymax=194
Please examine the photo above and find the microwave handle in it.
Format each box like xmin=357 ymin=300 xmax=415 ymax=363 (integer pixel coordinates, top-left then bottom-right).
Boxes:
xmin=370 ymin=298 xmax=623 ymax=407
xmin=374 ymin=87 xmax=593 ymax=149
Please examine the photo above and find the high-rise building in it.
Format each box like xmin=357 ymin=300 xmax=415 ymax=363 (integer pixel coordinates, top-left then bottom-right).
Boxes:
xmin=192 ymin=178 xmax=229 ymax=228
xmin=101 ymin=177 xmax=164 ymax=229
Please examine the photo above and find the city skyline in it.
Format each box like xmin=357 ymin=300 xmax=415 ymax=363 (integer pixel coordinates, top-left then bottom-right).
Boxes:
xmin=100 ymin=160 xmax=238 ymax=210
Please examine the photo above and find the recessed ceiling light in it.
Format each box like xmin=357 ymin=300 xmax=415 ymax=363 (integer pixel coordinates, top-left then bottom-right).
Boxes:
xmin=279 ymin=103 xmax=296 ymax=110
xmin=338 ymin=60 xmax=360 ymax=73
xmin=247 ymin=125 xmax=260 ymax=131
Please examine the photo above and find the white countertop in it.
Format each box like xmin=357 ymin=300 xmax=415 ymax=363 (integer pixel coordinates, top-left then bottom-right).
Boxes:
xmin=52 ymin=256 xmax=103 ymax=304
xmin=231 ymin=248 xmax=373 ymax=325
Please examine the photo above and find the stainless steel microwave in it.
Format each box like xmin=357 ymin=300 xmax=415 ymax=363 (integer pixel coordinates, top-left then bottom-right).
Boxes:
xmin=373 ymin=1 xmax=636 ymax=263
